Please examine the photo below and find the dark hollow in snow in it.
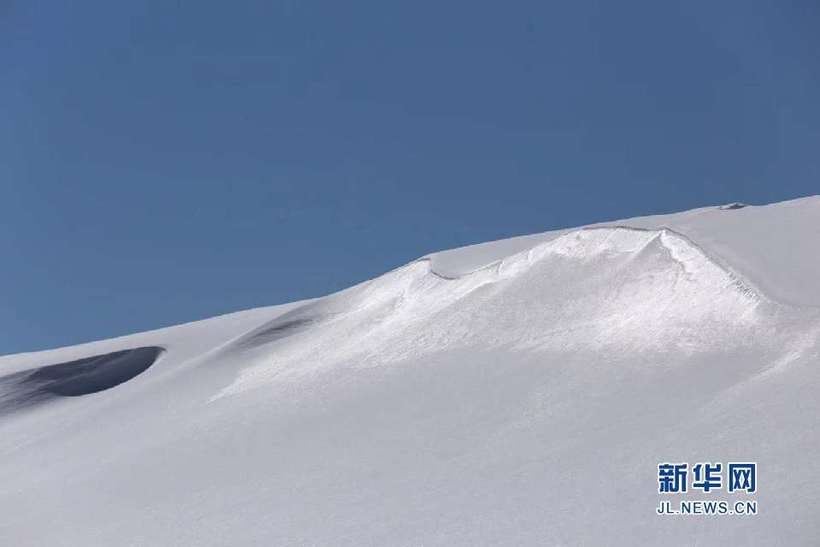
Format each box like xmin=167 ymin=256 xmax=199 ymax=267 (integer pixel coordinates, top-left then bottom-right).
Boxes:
xmin=229 ymin=305 xmax=323 ymax=351
xmin=718 ymin=202 xmax=747 ymax=210
xmin=239 ymin=317 xmax=315 ymax=347
xmin=0 ymin=347 xmax=163 ymax=416
xmin=24 ymin=346 xmax=163 ymax=396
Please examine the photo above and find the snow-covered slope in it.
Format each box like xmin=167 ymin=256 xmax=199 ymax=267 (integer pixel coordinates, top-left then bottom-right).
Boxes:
xmin=2 ymin=196 xmax=819 ymax=546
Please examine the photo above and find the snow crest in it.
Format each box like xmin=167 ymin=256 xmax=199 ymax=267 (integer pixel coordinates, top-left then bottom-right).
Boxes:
xmin=214 ymin=227 xmax=765 ymax=399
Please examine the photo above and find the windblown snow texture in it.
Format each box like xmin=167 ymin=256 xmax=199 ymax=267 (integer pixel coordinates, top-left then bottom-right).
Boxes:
xmin=1 ymin=196 xmax=819 ymax=546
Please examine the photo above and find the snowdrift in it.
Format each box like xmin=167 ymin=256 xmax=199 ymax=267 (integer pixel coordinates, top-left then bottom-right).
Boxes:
xmin=1 ymin=196 xmax=819 ymax=546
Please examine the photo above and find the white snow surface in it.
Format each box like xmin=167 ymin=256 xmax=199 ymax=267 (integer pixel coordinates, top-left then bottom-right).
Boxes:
xmin=2 ymin=196 xmax=820 ymax=546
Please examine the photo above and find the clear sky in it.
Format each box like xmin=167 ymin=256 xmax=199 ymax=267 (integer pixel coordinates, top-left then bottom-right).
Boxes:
xmin=2 ymin=1 xmax=818 ymax=354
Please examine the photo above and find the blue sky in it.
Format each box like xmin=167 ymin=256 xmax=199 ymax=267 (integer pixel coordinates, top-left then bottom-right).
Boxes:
xmin=2 ymin=0 xmax=818 ymax=353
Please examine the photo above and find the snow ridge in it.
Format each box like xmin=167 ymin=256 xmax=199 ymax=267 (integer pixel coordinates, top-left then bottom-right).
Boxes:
xmin=427 ymin=225 xmax=762 ymax=305
xmin=214 ymin=226 xmax=766 ymax=399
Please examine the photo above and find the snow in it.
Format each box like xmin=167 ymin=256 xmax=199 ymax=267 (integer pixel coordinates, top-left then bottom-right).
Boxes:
xmin=430 ymin=195 xmax=820 ymax=305
xmin=1 ymin=196 xmax=819 ymax=545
